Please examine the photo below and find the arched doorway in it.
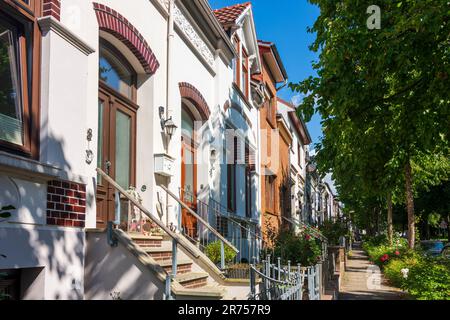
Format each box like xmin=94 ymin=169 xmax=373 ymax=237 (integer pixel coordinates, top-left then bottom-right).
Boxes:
xmin=96 ymin=39 xmax=137 ymax=228
xmin=181 ymin=104 xmax=198 ymax=239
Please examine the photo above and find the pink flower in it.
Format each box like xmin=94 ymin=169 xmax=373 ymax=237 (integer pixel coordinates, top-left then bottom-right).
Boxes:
xmin=305 ymin=234 xmax=311 ymax=241
xmin=380 ymin=254 xmax=390 ymax=263
xmin=395 ymin=251 xmax=400 ymax=256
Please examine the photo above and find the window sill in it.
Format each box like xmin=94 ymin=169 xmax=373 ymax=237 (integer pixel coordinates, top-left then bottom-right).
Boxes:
xmin=0 ymin=151 xmax=61 ymax=181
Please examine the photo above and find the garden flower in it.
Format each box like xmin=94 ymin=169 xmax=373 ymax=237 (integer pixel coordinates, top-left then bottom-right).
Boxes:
xmin=395 ymin=250 xmax=400 ymax=256
xmin=380 ymin=254 xmax=390 ymax=262
xmin=305 ymin=234 xmax=311 ymax=240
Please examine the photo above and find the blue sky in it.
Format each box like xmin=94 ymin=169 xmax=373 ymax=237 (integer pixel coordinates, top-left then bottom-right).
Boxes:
xmin=209 ymin=0 xmax=323 ymax=146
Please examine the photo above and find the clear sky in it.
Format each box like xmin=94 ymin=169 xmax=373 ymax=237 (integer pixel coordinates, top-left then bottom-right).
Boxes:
xmin=209 ymin=0 xmax=323 ymax=146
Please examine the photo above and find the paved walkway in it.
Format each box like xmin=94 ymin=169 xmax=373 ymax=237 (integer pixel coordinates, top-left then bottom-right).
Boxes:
xmin=339 ymin=243 xmax=408 ymax=300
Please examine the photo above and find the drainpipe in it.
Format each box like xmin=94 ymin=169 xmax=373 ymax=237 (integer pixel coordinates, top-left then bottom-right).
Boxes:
xmin=166 ymin=0 xmax=175 ymax=123
xmin=165 ymin=0 xmax=175 ymax=228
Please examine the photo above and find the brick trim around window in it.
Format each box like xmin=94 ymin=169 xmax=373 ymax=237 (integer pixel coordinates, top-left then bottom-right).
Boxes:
xmin=179 ymin=82 xmax=211 ymax=121
xmin=46 ymin=180 xmax=86 ymax=228
xmin=93 ymin=3 xmax=160 ymax=75
xmin=43 ymin=0 xmax=61 ymax=20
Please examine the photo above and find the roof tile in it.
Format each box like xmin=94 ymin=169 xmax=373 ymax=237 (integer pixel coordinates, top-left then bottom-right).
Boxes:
xmin=213 ymin=2 xmax=251 ymax=26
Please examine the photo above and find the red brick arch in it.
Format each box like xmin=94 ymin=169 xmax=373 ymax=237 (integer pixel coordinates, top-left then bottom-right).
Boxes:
xmin=93 ymin=3 xmax=160 ymax=75
xmin=179 ymin=82 xmax=211 ymax=121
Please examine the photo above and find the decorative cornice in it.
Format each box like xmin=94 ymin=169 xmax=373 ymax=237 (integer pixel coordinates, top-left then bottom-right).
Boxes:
xmin=158 ymin=0 xmax=215 ymax=69
xmin=38 ymin=16 xmax=95 ymax=56
xmin=173 ymin=5 xmax=215 ymax=67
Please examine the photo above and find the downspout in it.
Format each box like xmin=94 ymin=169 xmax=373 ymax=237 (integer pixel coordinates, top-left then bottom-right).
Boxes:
xmin=165 ymin=0 xmax=175 ymax=228
xmin=166 ymin=0 xmax=175 ymax=134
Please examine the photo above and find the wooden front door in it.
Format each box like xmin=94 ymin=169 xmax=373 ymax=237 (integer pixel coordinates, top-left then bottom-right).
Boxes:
xmin=96 ymin=84 xmax=136 ymax=229
xmin=181 ymin=107 xmax=198 ymax=239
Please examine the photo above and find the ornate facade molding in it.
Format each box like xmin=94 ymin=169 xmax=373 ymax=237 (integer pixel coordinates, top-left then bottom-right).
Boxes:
xmin=157 ymin=0 xmax=215 ymax=68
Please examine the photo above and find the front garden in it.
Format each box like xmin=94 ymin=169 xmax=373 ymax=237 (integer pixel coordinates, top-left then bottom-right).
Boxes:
xmin=362 ymin=235 xmax=450 ymax=300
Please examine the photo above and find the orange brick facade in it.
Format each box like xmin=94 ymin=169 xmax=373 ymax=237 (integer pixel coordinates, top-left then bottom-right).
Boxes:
xmin=257 ymin=52 xmax=292 ymax=246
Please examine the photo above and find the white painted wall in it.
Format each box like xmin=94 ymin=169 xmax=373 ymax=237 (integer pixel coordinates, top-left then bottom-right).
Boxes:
xmin=0 ymin=224 xmax=85 ymax=300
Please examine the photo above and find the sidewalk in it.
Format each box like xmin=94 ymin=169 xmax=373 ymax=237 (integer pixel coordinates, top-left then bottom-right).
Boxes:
xmin=339 ymin=243 xmax=408 ymax=300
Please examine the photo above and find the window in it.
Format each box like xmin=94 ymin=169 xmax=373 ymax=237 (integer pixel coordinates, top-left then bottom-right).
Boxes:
xmin=265 ymin=176 xmax=275 ymax=213
xmin=245 ymin=145 xmax=252 ymax=218
xmin=233 ymin=36 xmax=240 ymax=87
xmin=0 ymin=2 xmax=40 ymax=157
xmin=99 ymin=41 xmax=135 ymax=100
xmin=298 ymin=143 xmax=302 ymax=168
xmin=242 ymin=48 xmax=249 ymax=98
xmin=227 ymin=133 xmax=237 ymax=212
xmin=216 ymin=215 xmax=228 ymax=238
xmin=266 ymin=92 xmax=276 ymax=125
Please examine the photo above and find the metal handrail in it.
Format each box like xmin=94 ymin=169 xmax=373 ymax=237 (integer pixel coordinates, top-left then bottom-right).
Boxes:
xmin=250 ymin=266 xmax=292 ymax=285
xmin=96 ymin=168 xmax=198 ymax=258
xmin=180 ymin=187 xmax=268 ymax=248
xmin=282 ymin=216 xmax=328 ymax=242
xmin=160 ymin=184 xmax=239 ymax=254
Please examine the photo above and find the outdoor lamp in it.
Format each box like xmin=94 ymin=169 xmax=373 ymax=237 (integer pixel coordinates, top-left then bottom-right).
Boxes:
xmin=159 ymin=106 xmax=178 ymax=139
xmin=162 ymin=117 xmax=177 ymax=139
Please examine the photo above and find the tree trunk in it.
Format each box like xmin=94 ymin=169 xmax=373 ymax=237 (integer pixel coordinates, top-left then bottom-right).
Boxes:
xmin=387 ymin=193 xmax=393 ymax=246
xmin=375 ymin=207 xmax=379 ymax=235
xmin=405 ymin=161 xmax=415 ymax=249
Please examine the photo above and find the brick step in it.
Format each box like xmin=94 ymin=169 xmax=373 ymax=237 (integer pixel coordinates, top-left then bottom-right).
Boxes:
xmin=144 ymin=244 xmax=174 ymax=262
xmin=129 ymin=233 xmax=163 ymax=248
xmin=176 ymin=273 xmax=209 ymax=289
xmin=160 ymin=259 xmax=193 ymax=275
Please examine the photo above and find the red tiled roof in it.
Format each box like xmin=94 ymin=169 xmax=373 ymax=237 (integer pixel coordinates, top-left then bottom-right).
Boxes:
xmin=213 ymin=2 xmax=251 ymax=26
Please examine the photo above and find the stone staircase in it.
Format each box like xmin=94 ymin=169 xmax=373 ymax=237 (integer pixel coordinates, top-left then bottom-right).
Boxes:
xmin=127 ymin=232 xmax=226 ymax=299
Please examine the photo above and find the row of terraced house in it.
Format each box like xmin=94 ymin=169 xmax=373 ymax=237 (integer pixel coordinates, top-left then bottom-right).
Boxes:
xmin=0 ymin=0 xmax=341 ymax=300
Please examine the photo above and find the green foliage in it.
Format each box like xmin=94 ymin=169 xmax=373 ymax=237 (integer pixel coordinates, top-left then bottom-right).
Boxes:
xmin=204 ymin=241 xmax=236 ymax=265
xmin=363 ymin=235 xmax=450 ymax=300
xmin=273 ymin=230 xmax=322 ymax=266
xmin=289 ymin=0 xmax=450 ymax=248
xmin=320 ymin=219 xmax=348 ymax=246
xmin=404 ymin=259 xmax=450 ymax=300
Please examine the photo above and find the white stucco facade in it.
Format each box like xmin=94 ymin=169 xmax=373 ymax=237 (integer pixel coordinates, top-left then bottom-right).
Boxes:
xmin=0 ymin=0 xmax=264 ymax=299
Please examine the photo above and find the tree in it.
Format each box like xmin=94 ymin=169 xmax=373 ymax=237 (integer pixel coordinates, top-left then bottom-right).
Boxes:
xmin=290 ymin=0 xmax=450 ymax=249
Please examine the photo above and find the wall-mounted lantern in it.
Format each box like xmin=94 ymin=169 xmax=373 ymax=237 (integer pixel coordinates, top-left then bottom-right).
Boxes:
xmin=159 ymin=106 xmax=177 ymax=140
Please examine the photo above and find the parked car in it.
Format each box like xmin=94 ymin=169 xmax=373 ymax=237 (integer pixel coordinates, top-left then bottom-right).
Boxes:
xmin=442 ymin=244 xmax=450 ymax=259
xmin=420 ymin=240 xmax=445 ymax=257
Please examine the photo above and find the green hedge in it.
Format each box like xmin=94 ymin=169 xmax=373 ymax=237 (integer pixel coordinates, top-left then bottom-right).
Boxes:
xmin=363 ymin=236 xmax=450 ymax=300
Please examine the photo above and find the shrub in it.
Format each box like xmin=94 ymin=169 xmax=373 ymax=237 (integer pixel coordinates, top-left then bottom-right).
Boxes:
xmin=384 ymin=251 xmax=422 ymax=287
xmin=320 ymin=219 xmax=349 ymax=246
xmin=204 ymin=241 xmax=237 ymax=265
xmin=363 ymin=235 xmax=450 ymax=300
xmin=404 ymin=259 xmax=450 ymax=300
xmin=273 ymin=230 xmax=322 ymax=266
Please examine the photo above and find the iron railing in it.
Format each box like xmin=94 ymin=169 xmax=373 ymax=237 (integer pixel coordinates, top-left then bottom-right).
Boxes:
xmin=179 ymin=188 xmax=271 ymax=267
xmin=249 ymin=255 xmax=305 ymax=300
xmin=97 ymin=168 xmax=200 ymax=300
xmin=160 ymin=185 xmax=239 ymax=271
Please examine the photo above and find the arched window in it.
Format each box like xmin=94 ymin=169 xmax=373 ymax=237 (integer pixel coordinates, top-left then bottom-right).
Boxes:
xmin=99 ymin=40 xmax=135 ymax=100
